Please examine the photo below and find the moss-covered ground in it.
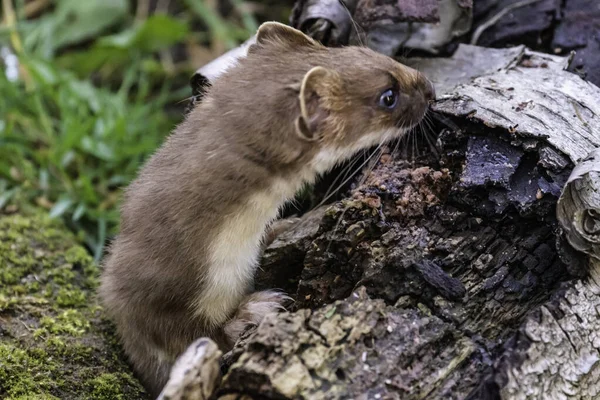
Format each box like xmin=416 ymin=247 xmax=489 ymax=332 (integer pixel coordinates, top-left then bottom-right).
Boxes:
xmin=0 ymin=211 xmax=147 ymax=399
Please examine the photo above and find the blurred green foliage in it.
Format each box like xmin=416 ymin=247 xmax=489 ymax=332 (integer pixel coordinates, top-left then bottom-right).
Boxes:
xmin=0 ymin=0 xmax=260 ymax=259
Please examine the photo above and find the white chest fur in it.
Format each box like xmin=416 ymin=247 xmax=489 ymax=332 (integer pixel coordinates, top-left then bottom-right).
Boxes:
xmin=191 ymin=127 xmax=403 ymax=328
xmin=191 ymin=177 xmax=303 ymax=327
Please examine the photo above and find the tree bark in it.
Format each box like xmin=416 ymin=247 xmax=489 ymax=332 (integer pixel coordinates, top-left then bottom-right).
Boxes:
xmin=164 ymin=45 xmax=600 ymax=400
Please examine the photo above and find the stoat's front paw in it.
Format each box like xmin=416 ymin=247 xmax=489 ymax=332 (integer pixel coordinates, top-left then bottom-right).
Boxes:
xmin=223 ymin=290 xmax=291 ymax=346
xmin=263 ymin=217 xmax=301 ymax=247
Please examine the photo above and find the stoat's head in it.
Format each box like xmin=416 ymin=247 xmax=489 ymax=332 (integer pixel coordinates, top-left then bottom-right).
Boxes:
xmin=250 ymin=22 xmax=435 ymax=173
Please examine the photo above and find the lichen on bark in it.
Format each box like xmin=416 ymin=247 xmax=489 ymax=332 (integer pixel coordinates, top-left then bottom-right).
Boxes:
xmin=0 ymin=211 xmax=146 ymax=400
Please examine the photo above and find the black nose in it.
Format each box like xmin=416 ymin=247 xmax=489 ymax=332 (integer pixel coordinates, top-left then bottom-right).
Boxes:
xmin=423 ymin=79 xmax=436 ymax=103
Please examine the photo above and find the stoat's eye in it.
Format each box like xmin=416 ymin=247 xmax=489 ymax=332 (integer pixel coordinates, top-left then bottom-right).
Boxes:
xmin=379 ymin=88 xmax=398 ymax=109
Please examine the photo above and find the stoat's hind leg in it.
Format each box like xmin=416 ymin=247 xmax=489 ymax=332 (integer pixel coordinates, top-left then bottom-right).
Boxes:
xmin=155 ymin=291 xmax=287 ymax=398
xmin=122 ymin=339 xmax=174 ymax=399
xmin=223 ymin=290 xmax=291 ymax=346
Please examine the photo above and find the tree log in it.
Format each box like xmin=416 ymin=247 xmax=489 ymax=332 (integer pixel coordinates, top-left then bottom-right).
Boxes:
xmin=163 ymin=45 xmax=600 ymax=399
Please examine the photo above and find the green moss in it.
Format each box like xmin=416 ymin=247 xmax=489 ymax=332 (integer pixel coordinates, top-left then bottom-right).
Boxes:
xmin=0 ymin=211 xmax=146 ymax=399
xmin=55 ymin=287 xmax=88 ymax=307
xmin=88 ymin=373 xmax=142 ymax=400
xmin=0 ymin=344 xmax=59 ymax=398
xmin=39 ymin=310 xmax=90 ymax=336
xmin=64 ymin=246 xmax=93 ymax=266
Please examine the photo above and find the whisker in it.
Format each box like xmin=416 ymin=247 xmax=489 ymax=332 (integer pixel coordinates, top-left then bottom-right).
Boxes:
xmin=316 ymin=142 xmax=384 ymax=209
xmin=325 ymin=203 xmax=350 ymax=253
xmin=424 ymin=112 xmax=437 ymax=136
xmin=338 ymin=0 xmax=366 ymax=46
xmin=326 ymin=147 xmax=384 ymax=252
xmin=394 ymin=129 xmax=405 ymax=160
xmin=391 ymin=136 xmax=402 ymax=160
xmin=177 ymin=96 xmax=195 ymax=105
xmin=430 ymin=111 xmax=462 ymax=133
xmin=400 ymin=129 xmax=409 ymax=160
xmin=411 ymin=122 xmax=419 ymax=163
xmin=422 ymin=114 xmax=440 ymax=158
xmin=418 ymin=120 xmax=425 ymax=158
xmin=423 ymin=131 xmax=439 ymax=158
xmin=356 ymin=146 xmax=383 ymax=189
xmin=410 ymin=123 xmax=418 ymax=158
xmin=320 ymin=149 xmax=366 ymax=205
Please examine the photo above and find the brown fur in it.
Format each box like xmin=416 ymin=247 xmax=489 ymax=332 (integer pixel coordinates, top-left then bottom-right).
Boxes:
xmin=99 ymin=22 xmax=434 ymax=398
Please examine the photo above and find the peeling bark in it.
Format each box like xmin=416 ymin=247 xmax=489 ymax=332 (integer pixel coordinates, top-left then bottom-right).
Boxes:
xmin=430 ymin=47 xmax=599 ymax=164
xmin=159 ymin=339 xmax=223 ymax=400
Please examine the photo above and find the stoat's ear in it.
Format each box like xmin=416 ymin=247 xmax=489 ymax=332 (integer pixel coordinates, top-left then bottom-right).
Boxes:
xmin=248 ymin=22 xmax=320 ymax=54
xmin=295 ymin=66 xmax=340 ymax=142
